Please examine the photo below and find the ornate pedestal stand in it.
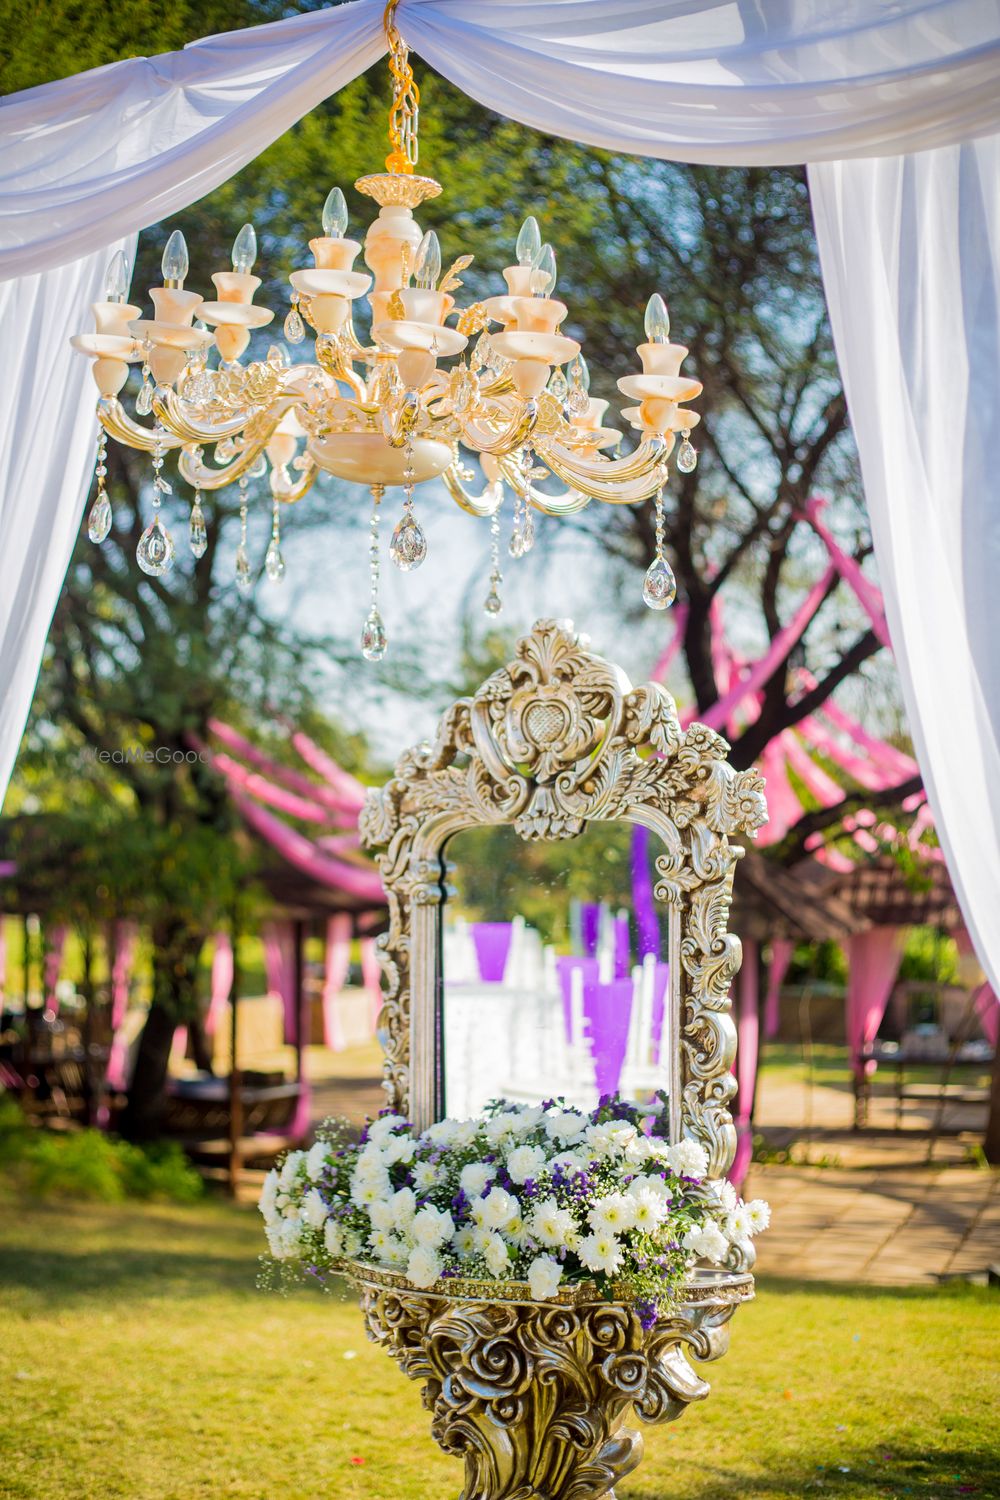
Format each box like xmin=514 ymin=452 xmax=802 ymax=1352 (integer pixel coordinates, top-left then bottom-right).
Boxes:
xmin=351 ymin=1263 xmax=754 ymax=1500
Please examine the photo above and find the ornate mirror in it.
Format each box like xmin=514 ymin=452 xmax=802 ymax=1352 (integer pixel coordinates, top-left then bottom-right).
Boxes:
xmin=360 ymin=619 xmax=767 ymax=1179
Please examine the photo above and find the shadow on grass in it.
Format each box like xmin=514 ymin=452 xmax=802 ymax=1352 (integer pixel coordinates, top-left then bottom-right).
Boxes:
xmin=626 ymin=1445 xmax=1000 ymax=1498
xmin=755 ymin=1273 xmax=999 ymax=1304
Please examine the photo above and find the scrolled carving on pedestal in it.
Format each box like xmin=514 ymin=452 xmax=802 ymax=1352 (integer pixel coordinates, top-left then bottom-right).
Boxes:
xmin=354 ymin=1265 xmax=753 ymax=1500
xmin=359 ymin=618 xmax=767 ymax=1170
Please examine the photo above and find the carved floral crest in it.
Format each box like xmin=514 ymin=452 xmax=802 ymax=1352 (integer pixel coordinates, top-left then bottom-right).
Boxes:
xmin=360 ymin=619 xmax=767 ymax=1174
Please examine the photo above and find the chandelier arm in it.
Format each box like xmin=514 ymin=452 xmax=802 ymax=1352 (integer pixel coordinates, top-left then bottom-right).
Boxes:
xmin=314 ymin=340 xmax=368 ymax=402
xmin=150 ymin=387 xmax=266 ymax=446
xmin=440 ymin=463 xmax=504 ymax=518
xmin=496 ymin=457 xmax=592 ymax=516
xmin=271 ymin=461 xmax=319 ymax=505
xmin=177 ymin=440 xmax=270 ymax=492
xmin=458 ymin=403 xmax=538 ymax=457
xmin=97 ymin=398 xmax=185 ymax=454
xmin=539 ymin=437 xmax=669 ymax=503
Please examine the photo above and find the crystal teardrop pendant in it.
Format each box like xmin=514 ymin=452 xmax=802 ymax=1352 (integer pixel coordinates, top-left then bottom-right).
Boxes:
xmin=87 ymin=492 xmax=112 ymax=544
xmin=508 ymin=528 xmax=525 ymax=560
xmin=547 ymin=368 xmax=568 ymax=402
xmin=520 ymin=511 xmax=536 ymax=555
xmin=360 ymin=608 xmax=387 ymax=661
xmin=135 ymin=381 xmax=154 ymax=417
xmin=483 ymin=587 xmax=503 ymax=617
xmin=136 ymin=516 xmax=174 ymax=576
xmin=248 ymin=454 xmax=268 ymax=479
xmin=283 ymin=307 xmax=305 ymax=344
xmin=188 ymin=502 xmax=207 ymax=558
xmin=642 ymin=555 xmax=677 ymax=610
xmin=389 ymin=513 xmax=427 ymax=571
xmin=235 ymin=545 xmax=253 ymax=595
xmin=265 ymin=539 xmax=285 ymax=582
xmin=676 ymin=439 xmax=698 ymax=474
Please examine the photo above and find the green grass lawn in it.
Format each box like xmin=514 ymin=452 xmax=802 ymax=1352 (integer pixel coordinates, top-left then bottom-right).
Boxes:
xmin=1 ymin=1192 xmax=997 ymax=1500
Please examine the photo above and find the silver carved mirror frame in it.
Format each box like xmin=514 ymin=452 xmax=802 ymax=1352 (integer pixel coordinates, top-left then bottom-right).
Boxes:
xmin=360 ymin=618 xmax=768 ymax=1177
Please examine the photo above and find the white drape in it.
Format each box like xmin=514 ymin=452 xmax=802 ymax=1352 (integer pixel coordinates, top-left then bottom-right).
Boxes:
xmin=811 ymin=137 xmax=1000 ymax=992
xmin=1 ymin=0 xmax=999 ymax=990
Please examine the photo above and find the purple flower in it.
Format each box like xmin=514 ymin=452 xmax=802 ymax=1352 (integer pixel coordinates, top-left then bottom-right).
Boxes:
xmin=636 ymin=1298 xmax=659 ymax=1331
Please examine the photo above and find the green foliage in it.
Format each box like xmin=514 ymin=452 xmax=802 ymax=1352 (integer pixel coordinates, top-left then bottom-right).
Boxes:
xmin=0 ymin=1096 xmax=203 ymax=1202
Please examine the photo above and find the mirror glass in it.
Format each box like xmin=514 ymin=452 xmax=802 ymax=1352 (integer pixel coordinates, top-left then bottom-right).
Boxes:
xmin=440 ymin=822 xmax=676 ymax=1122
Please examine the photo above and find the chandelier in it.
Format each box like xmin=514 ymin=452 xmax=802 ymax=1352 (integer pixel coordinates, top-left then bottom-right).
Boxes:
xmin=71 ymin=6 xmax=701 ymax=660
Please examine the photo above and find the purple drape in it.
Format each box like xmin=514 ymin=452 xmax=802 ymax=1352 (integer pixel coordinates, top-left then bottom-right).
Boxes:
xmin=630 ymin=826 xmax=659 ymax=959
xmin=579 ymin=904 xmax=601 ymax=959
xmin=470 ymin=922 xmax=514 ymax=983
xmin=613 ymin=914 xmax=631 ymax=980
xmin=846 ymin=927 xmax=905 ymax=1080
xmin=764 ymin=938 xmax=794 ymax=1038
xmin=730 ymin=937 xmax=759 ymax=1188
xmin=556 ymin=957 xmax=635 ymax=1097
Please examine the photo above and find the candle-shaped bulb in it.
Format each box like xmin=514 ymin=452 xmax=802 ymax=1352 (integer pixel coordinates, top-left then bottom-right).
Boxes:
xmin=231 ymin=223 xmax=257 ymax=274
xmin=103 ymin=249 xmax=130 ymax=303
xmin=414 ymin=229 xmax=442 ymax=290
xmin=322 ymin=186 xmax=348 ymax=239
xmin=568 ymin=353 xmax=590 ymax=393
xmin=531 ymin=242 xmax=557 ymax=297
xmin=644 ymin=292 xmax=670 ymax=343
xmin=161 ymin=229 xmax=190 ymax=286
xmin=515 ymin=215 xmax=541 ymax=268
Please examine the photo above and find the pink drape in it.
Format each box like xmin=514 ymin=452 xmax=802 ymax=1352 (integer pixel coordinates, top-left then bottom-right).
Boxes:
xmin=846 ymin=927 xmax=905 ymax=1079
xmin=0 ymin=913 xmax=6 ymax=1000
xmin=263 ymin=919 xmax=297 ymax=1044
xmin=322 ymin=913 xmax=352 ymax=1051
xmin=360 ymin=938 xmax=382 ymax=1031
xmin=730 ymin=937 xmax=759 ymax=1188
xmin=205 ymin=930 xmax=233 ymax=1037
xmin=290 ymin=731 xmax=366 ymax=807
xmin=208 ymin=719 xmax=358 ymax=816
xmin=955 ymin=927 xmax=999 ymax=1048
xmin=802 ymin=497 xmax=892 ymax=649
xmin=764 ymin=938 xmax=795 ymax=1039
xmin=43 ymin=923 xmax=68 ymax=1014
xmin=233 ymin=794 xmax=384 ymax=902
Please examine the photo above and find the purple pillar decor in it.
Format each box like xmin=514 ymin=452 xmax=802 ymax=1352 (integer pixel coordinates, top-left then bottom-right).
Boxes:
xmin=613 ymin=914 xmax=631 ymax=979
xmin=579 ymin=904 xmax=601 ymax=959
xmin=630 ymin=826 xmax=660 ymax=959
xmin=470 ymin=922 xmax=514 ymax=983
xmin=730 ymin=938 xmax=759 ymax=1189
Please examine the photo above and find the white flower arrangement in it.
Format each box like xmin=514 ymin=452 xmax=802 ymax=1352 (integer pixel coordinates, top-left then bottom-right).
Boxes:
xmin=259 ymin=1096 xmax=769 ymax=1326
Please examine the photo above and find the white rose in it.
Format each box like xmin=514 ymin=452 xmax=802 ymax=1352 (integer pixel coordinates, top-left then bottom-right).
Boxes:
xmin=406 ymin=1245 xmax=443 ymax=1290
xmin=544 ymin=1110 xmax=587 ymax=1145
xmin=391 ymin=1187 xmax=417 ymax=1229
xmin=424 ymin=1119 xmax=461 ymax=1146
xmin=460 ymin=1162 xmax=496 ymax=1198
xmin=258 ymin=1169 xmax=280 ymax=1223
xmin=527 ymin=1254 xmax=563 ymax=1300
xmin=511 ymin=1105 xmax=545 ymax=1133
xmin=369 ymin=1199 xmax=396 ymax=1233
xmin=666 ymin=1139 xmax=709 ymax=1179
xmin=382 ymin=1135 xmax=416 ymax=1166
xmin=529 ymin=1198 xmax=577 ymax=1250
xmin=324 ymin=1219 xmax=344 ymax=1256
xmin=411 ymin=1206 xmax=455 ymax=1247
xmin=628 ymin=1172 xmax=673 ymax=1204
xmin=266 ymin=1219 xmax=301 ymax=1261
xmin=682 ymin=1222 xmax=728 ymax=1263
xmin=302 ymin=1188 xmax=328 ymax=1232
xmin=577 ymin=1231 xmax=624 ymax=1275
xmin=483 ymin=1232 xmax=510 ymax=1277
xmin=450 ymin=1121 xmax=479 ymax=1149
xmin=484 ymin=1114 xmax=516 ymax=1146
xmin=475 ymin=1187 xmax=519 ymax=1231
xmin=506 ymin=1144 xmax=547 ymax=1185
xmin=367 ymin=1113 xmax=406 ymax=1145
xmin=305 ymin=1140 xmax=328 ymax=1181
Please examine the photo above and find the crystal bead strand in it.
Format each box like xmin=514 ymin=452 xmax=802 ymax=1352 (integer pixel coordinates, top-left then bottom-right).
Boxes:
xmin=265 ymin=496 xmax=285 ymax=582
xmin=642 ymin=481 xmax=677 ymax=609
xmin=389 ymin=437 xmax=427 ymax=570
xmin=136 ymin=422 xmax=175 ymax=576
xmin=135 ymin=337 xmax=154 ymax=417
xmin=508 ymin=490 xmax=525 ymax=559
xmin=87 ymin=429 xmax=112 ymax=543
xmin=361 ymin=485 xmax=388 ymax=660
xmin=235 ymin=476 xmax=253 ymax=594
xmin=483 ymin=491 xmax=503 ymax=616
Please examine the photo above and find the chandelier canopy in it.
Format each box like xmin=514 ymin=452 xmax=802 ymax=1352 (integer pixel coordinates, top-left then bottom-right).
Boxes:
xmin=71 ymin=5 xmax=701 ymax=659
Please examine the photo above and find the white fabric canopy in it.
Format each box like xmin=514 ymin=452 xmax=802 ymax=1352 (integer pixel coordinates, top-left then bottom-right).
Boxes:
xmin=1 ymin=0 xmax=998 ymax=989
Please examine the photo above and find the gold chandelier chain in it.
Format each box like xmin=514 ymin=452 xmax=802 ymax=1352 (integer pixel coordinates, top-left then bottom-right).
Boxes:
xmin=383 ymin=0 xmax=419 ymax=175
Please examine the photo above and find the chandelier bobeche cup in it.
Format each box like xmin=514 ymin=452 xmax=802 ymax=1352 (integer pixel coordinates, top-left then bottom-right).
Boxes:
xmin=71 ymin=10 xmax=701 ymax=659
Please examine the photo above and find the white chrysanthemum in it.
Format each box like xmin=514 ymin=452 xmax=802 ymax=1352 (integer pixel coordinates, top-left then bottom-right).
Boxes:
xmin=354 ymin=1148 xmax=390 ymax=1183
xmin=450 ymin=1121 xmax=479 ymax=1149
xmin=666 ymin=1139 xmax=709 ymax=1179
xmin=390 ymin=1187 xmax=417 ymax=1230
xmin=628 ymin=1172 xmax=673 ymax=1204
xmin=583 ymin=1123 xmax=616 ymax=1158
xmin=350 ymin=1175 xmax=386 ymax=1208
xmin=266 ymin=1218 xmax=301 ymax=1260
xmin=682 ymin=1222 xmax=728 ymax=1264
xmin=411 ymin=1206 xmax=455 ymax=1247
xmin=369 ymin=1198 xmax=396 ymax=1233
xmin=745 ymin=1199 xmax=771 ymax=1235
xmin=342 ymin=1230 xmax=363 ymax=1258
xmin=483 ymin=1231 xmax=510 ymax=1277
xmin=588 ymin=1193 xmax=637 ymax=1235
xmin=504 ymin=1210 xmax=533 ymax=1249
xmin=529 ymin=1198 xmax=577 ymax=1249
xmin=258 ymin=1168 xmax=280 ymax=1223
xmin=544 ymin=1110 xmax=587 ymax=1145
xmin=527 ymin=1254 xmax=564 ymax=1300
xmin=484 ymin=1113 xmax=517 ymax=1146
xmin=578 ymin=1231 xmax=624 ymax=1275
xmin=622 ymin=1133 xmax=655 ymax=1166
xmin=368 ymin=1228 xmax=395 ymax=1260
xmin=385 ymin=1235 xmax=410 ymax=1268
xmin=278 ymin=1150 xmax=303 ymax=1191
xmin=506 ymin=1144 xmax=547 ymax=1185
xmin=452 ymin=1224 xmax=478 ymax=1259
xmin=323 ymin=1218 xmax=343 ymax=1256
xmin=382 ymin=1134 xmax=416 ymax=1166
xmin=411 ymin=1161 xmax=438 ymax=1193
xmin=509 ymin=1105 xmax=545 ymax=1135
xmin=302 ymin=1188 xmax=328 ymax=1231
xmin=305 ymin=1140 xmax=328 ymax=1182
xmin=460 ymin=1162 xmax=496 ymax=1198
xmin=367 ymin=1113 xmax=406 ymax=1145
xmin=424 ymin=1118 xmax=461 ymax=1146
xmin=629 ymin=1187 xmax=668 ymax=1232
xmin=726 ymin=1207 xmax=752 ymax=1243
xmin=406 ymin=1245 xmax=443 ymax=1290
xmin=473 ymin=1187 xmax=518 ymax=1231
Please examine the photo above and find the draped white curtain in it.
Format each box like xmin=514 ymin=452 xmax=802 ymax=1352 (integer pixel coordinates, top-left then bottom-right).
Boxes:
xmin=1 ymin=0 xmax=998 ymax=986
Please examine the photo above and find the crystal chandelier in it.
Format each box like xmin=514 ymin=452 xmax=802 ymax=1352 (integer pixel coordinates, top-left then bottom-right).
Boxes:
xmin=71 ymin=6 xmax=701 ymax=660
